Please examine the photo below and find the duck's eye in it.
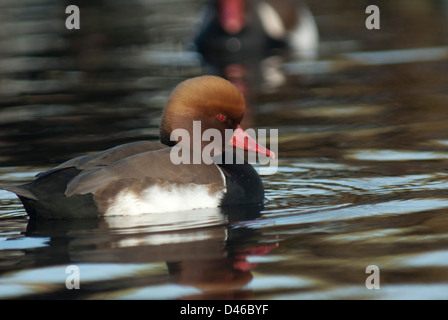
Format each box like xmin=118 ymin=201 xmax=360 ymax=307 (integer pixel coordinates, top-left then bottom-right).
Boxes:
xmin=216 ymin=113 xmax=226 ymax=121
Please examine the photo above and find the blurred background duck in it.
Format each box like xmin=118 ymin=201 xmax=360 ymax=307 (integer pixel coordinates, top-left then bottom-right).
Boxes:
xmin=193 ymin=0 xmax=319 ymax=64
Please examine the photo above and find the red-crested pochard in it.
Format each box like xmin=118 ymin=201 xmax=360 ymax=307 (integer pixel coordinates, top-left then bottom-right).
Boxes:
xmin=1 ymin=76 xmax=274 ymax=219
xmin=193 ymin=0 xmax=319 ymax=61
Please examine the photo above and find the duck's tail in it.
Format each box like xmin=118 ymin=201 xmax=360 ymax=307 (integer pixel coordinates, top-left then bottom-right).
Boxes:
xmin=0 ymin=184 xmax=38 ymax=200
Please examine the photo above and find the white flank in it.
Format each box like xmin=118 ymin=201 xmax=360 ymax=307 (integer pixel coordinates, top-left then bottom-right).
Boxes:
xmin=104 ymin=184 xmax=225 ymax=216
xmin=257 ymin=2 xmax=319 ymax=60
xmin=288 ymin=5 xmax=319 ymax=60
xmin=257 ymin=2 xmax=285 ymax=39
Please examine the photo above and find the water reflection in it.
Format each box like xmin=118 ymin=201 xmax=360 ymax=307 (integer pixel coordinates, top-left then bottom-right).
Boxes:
xmin=0 ymin=204 xmax=279 ymax=299
xmin=1 ymin=0 xmax=448 ymax=301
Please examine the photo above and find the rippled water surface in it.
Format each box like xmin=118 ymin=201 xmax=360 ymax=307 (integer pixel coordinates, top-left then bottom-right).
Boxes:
xmin=1 ymin=0 xmax=448 ymax=300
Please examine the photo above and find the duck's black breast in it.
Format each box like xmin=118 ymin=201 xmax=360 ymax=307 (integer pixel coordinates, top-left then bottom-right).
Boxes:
xmin=216 ymin=152 xmax=265 ymax=206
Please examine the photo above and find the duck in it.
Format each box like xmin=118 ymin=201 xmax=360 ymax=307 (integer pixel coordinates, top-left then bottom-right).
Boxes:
xmin=193 ymin=0 xmax=319 ymax=63
xmin=0 ymin=76 xmax=274 ymax=220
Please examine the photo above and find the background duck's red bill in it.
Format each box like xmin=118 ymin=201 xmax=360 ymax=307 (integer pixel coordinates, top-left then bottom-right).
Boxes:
xmin=230 ymin=125 xmax=276 ymax=159
xmin=219 ymin=0 xmax=245 ymax=34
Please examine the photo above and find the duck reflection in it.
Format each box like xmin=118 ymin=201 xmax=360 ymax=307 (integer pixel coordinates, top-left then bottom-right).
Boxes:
xmin=19 ymin=205 xmax=277 ymax=299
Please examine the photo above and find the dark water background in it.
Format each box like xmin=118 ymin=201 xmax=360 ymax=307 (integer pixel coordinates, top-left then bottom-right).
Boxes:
xmin=1 ymin=0 xmax=448 ymax=299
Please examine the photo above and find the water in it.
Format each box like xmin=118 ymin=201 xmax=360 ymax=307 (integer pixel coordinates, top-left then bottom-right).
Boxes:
xmin=1 ymin=0 xmax=448 ymax=300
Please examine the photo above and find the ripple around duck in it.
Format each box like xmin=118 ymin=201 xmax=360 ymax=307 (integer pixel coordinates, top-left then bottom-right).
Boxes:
xmin=0 ymin=263 xmax=157 ymax=299
xmin=255 ymin=158 xmax=448 ymax=231
xmin=347 ymin=149 xmax=448 ymax=161
xmin=258 ymin=198 xmax=448 ymax=229
xmin=392 ymin=250 xmax=448 ymax=268
xmin=273 ymin=283 xmax=448 ymax=300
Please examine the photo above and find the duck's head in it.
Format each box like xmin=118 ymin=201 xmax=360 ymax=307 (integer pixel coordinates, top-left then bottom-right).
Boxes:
xmin=160 ymin=75 xmax=273 ymax=158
